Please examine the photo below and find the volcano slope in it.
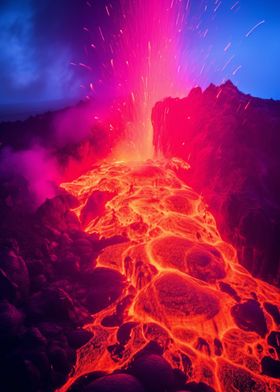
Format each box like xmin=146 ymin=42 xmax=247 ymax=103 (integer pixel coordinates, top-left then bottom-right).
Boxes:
xmin=58 ymin=158 xmax=280 ymax=392
xmin=152 ymin=80 xmax=280 ymax=286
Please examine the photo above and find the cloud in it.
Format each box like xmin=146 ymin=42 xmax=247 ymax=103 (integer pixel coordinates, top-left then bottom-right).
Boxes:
xmin=0 ymin=0 xmax=88 ymax=105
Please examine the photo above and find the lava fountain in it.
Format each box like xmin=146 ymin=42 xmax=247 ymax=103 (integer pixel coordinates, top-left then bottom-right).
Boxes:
xmin=85 ymin=0 xmax=191 ymax=160
xmin=59 ymin=159 xmax=280 ymax=391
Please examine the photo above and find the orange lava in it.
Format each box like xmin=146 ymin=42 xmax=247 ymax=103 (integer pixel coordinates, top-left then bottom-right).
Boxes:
xmin=59 ymin=158 xmax=280 ymax=391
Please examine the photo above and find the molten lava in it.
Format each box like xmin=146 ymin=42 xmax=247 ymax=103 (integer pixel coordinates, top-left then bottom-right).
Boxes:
xmin=59 ymin=158 xmax=280 ymax=391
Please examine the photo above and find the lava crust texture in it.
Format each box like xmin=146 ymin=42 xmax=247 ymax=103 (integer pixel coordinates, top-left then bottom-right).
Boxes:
xmin=58 ymin=159 xmax=280 ymax=392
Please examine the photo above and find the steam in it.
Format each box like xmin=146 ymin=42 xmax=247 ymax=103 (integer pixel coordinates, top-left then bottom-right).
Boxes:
xmin=0 ymin=146 xmax=59 ymax=207
xmin=0 ymin=99 xmax=120 ymax=208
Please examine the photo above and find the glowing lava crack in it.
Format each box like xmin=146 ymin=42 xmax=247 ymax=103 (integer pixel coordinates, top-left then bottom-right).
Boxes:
xmin=60 ymin=158 xmax=280 ymax=392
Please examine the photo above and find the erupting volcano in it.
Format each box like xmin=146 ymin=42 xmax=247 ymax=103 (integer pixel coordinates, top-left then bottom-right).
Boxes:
xmin=57 ymin=158 xmax=280 ymax=392
xmin=0 ymin=1 xmax=280 ymax=391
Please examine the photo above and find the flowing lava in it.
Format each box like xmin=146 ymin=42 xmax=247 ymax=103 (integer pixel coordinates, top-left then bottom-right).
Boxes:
xmin=59 ymin=158 xmax=280 ymax=391
xmin=57 ymin=1 xmax=280 ymax=390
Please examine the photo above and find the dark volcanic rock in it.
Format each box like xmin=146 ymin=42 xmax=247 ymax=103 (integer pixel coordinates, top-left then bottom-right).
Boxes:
xmin=214 ymin=338 xmax=223 ymax=356
xmin=107 ymin=343 xmax=125 ymax=361
xmin=267 ymin=331 xmax=280 ymax=357
xmin=117 ymin=322 xmax=138 ymax=345
xmin=67 ymin=329 xmax=93 ymax=349
xmin=27 ymin=287 xmax=75 ymax=322
xmin=0 ymin=300 xmax=24 ymax=338
xmin=231 ymin=299 xmax=268 ymax=337
xmin=0 ymin=107 xmax=127 ymax=391
xmin=85 ymin=373 xmax=145 ymax=392
xmin=48 ymin=344 xmax=73 ymax=373
xmin=152 ymin=81 xmax=280 ymax=285
xmin=36 ymin=195 xmax=80 ymax=232
xmin=0 ymin=241 xmax=30 ymax=300
xmin=0 ymin=268 xmax=17 ymax=302
xmin=80 ymin=191 xmax=116 ymax=227
xmin=128 ymin=353 xmax=174 ymax=391
xmin=219 ymin=281 xmax=241 ymax=302
xmin=0 ymin=353 xmax=41 ymax=392
xmin=172 ymin=368 xmax=187 ymax=389
xmin=21 ymin=327 xmax=47 ymax=349
xmin=85 ymin=267 xmax=126 ymax=313
xmin=68 ymin=371 xmax=107 ymax=391
xmin=264 ymin=302 xmax=280 ymax=324
xmin=183 ymin=381 xmax=215 ymax=391
xmin=261 ymin=356 xmax=280 ymax=379
xmin=101 ymin=313 xmax=123 ymax=327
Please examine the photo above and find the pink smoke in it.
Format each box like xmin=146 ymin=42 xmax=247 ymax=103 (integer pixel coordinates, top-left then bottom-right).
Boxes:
xmin=0 ymin=146 xmax=59 ymax=206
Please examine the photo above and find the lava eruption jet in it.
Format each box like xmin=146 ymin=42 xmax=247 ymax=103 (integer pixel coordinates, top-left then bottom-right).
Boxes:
xmin=114 ymin=0 xmax=189 ymax=158
xmin=59 ymin=158 xmax=280 ymax=392
xmin=86 ymin=0 xmax=191 ymax=160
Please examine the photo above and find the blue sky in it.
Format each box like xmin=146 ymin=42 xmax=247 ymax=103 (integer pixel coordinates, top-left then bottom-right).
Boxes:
xmin=184 ymin=0 xmax=280 ymax=98
xmin=0 ymin=0 xmax=279 ymax=114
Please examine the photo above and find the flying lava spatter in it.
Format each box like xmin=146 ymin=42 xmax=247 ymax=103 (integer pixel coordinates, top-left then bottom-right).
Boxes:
xmin=83 ymin=0 xmax=192 ymax=159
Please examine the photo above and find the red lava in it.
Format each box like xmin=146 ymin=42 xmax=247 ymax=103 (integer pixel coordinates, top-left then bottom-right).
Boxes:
xmin=59 ymin=158 xmax=280 ymax=391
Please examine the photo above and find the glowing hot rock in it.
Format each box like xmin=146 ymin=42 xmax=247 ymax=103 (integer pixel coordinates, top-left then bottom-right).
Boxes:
xmin=60 ymin=158 xmax=280 ymax=392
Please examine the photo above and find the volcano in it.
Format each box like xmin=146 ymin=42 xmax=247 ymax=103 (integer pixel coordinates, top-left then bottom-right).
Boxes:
xmin=1 ymin=83 xmax=280 ymax=392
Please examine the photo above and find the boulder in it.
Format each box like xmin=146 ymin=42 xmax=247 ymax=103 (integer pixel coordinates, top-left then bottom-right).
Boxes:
xmin=128 ymin=354 xmax=174 ymax=391
xmin=85 ymin=373 xmax=144 ymax=392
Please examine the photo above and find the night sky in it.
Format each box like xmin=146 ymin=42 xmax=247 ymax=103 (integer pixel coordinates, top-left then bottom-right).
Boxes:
xmin=0 ymin=0 xmax=279 ymax=118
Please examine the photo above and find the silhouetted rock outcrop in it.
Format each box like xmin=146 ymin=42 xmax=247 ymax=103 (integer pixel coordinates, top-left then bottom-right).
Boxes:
xmin=152 ymin=80 xmax=280 ymax=285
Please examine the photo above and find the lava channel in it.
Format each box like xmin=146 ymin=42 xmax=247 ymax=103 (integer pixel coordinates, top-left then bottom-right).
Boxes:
xmin=59 ymin=158 xmax=280 ymax=392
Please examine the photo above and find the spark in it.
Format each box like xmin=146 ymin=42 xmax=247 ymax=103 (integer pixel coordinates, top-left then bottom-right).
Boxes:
xmin=200 ymin=63 xmax=205 ymax=74
xmin=224 ymin=42 xmax=231 ymax=52
xmin=230 ymin=1 xmax=239 ymax=11
xmin=105 ymin=5 xmax=110 ymax=17
xmin=245 ymin=20 xmax=265 ymax=37
xmin=79 ymin=63 xmax=92 ymax=71
xmin=232 ymin=65 xmax=242 ymax=75
xmin=131 ymin=92 xmax=135 ymax=103
xmin=214 ymin=1 xmax=222 ymax=13
xmin=244 ymin=101 xmax=251 ymax=110
xmin=98 ymin=26 xmax=105 ymax=42
xmin=221 ymin=55 xmax=235 ymax=71
xmin=216 ymin=89 xmax=222 ymax=99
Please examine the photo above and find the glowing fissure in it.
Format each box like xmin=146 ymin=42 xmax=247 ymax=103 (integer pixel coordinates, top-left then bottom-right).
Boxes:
xmin=59 ymin=158 xmax=280 ymax=391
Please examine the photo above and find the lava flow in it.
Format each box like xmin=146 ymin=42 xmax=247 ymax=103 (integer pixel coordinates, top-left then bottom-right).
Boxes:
xmin=59 ymin=158 xmax=280 ymax=391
